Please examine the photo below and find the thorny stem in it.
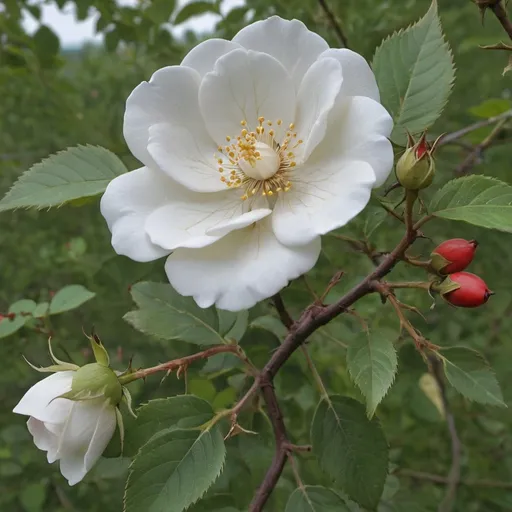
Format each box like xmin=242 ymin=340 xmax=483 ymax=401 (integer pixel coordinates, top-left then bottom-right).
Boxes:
xmin=118 ymin=344 xmax=256 ymax=384
xmin=486 ymin=0 xmax=512 ymax=40
xmin=317 ymin=0 xmax=350 ymax=47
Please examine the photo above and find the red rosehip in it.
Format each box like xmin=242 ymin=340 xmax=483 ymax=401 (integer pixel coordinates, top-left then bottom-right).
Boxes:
xmin=443 ymin=272 xmax=493 ymax=308
xmin=431 ymin=238 xmax=478 ymax=274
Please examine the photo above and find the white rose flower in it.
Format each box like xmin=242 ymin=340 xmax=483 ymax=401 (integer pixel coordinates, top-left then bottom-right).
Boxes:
xmin=13 ymin=371 xmax=117 ymax=485
xmin=101 ymin=16 xmax=393 ymax=311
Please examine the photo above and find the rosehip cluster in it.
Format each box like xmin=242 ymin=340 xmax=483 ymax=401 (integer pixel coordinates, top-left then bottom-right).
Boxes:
xmin=430 ymin=238 xmax=493 ymax=308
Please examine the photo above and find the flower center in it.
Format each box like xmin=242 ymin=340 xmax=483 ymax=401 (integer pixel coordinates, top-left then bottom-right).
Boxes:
xmin=238 ymin=141 xmax=279 ymax=180
xmin=215 ymin=117 xmax=303 ymax=201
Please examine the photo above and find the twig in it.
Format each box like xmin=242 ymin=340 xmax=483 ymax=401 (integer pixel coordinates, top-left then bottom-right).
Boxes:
xmin=397 ymin=469 xmax=512 ymax=489
xmin=490 ymin=0 xmax=512 ymax=40
xmin=455 ymin=117 xmax=509 ymax=175
xmin=429 ymin=356 xmax=462 ymax=512
xmin=119 ymin=344 xmax=257 ymax=382
xmin=438 ymin=109 xmax=512 ymax=146
xmin=317 ymin=0 xmax=350 ymax=47
xmin=272 ymin=293 xmax=294 ymax=329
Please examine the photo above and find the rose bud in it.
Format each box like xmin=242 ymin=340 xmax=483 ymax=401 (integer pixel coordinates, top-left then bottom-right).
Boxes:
xmin=436 ymin=272 xmax=494 ymax=308
xmin=396 ymin=133 xmax=439 ymax=190
xmin=430 ymin=238 xmax=478 ymax=274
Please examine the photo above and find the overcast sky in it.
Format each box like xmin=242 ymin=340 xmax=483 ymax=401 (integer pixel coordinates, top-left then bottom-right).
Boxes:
xmin=22 ymin=0 xmax=244 ymax=46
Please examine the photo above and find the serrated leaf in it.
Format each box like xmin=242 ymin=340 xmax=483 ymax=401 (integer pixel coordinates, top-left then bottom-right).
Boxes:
xmin=124 ymin=282 xmax=225 ymax=346
xmin=0 ymin=145 xmax=127 ymax=211
xmin=441 ymin=347 xmax=506 ymax=407
xmin=49 ymin=285 xmax=96 ymax=315
xmin=347 ymin=329 xmax=398 ymax=417
xmin=124 ymin=395 xmax=214 ymax=457
xmin=173 ymin=1 xmax=219 ymax=25
xmin=0 ymin=300 xmax=37 ymax=339
xmin=372 ymin=0 xmax=455 ymax=144
xmin=311 ymin=396 xmax=388 ymax=509
xmin=124 ymin=426 xmax=226 ymax=512
xmin=429 ymin=176 xmax=512 ymax=233
xmin=285 ymin=486 xmax=350 ymax=512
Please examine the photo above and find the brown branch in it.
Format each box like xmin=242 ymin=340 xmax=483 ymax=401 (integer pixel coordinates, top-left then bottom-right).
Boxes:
xmin=397 ymin=469 xmax=512 ymax=489
xmin=429 ymin=356 xmax=462 ymax=512
xmin=272 ymin=293 xmax=294 ymax=329
xmin=317 ymin=0 xmax=350 ymax=47
xmin=490 ymin=0 xmax=512 ymax=40
xmin=248 ymin=216 xmax=425 ymax=511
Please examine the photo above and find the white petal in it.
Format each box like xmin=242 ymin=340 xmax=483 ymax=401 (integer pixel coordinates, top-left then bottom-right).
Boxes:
xmin=318 ymin=49 xmax=380 ymax=101
xmin=206 ymin=208 xmax=271 ymax=236
xmin=147 ymin=122 xmax=226 ymax=192
xmin=13 ymin=372 xmax=74 ymax=422
xmin=124 ymin=66 xmax=215 ymax=174
xmin=181 ymin=38 xmax=242 ymax=78
xmin=308 ymin=95 xmax=393 ymax=187
xmin=100 ymin=167 xmax=175 ymax=262
xmin=233 ymin=16 xmax=329 ymax=92
xmin=57 ymin=400 xmax=116 ymax=486
xmin=144 ymin=189 xmax=253 ymax=250
xmin=199 ymin=48 xmax=296 ymax=146
xmin=165 ymin=218 xmax=321 ymax=311
xmin=272 ymin=160 xmax=376 ymax=246
xmin=294 ymin=57 xmax=342 ymax=161
xmin=27 ymin=417 xmax=60 ymax=463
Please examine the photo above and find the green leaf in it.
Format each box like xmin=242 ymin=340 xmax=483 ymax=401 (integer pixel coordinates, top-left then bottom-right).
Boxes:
xmin=441 ymin=347 xmax=506 ymax=407
xmin=347 ymin=329 xmax=398 ymax=417
xmin=32 ymin=302 xmax=49 ymax=319
xmin=285 ymin=486 xmax=350 ymax=512
xmin=20 ymin=482 xmax=47 ymax=512
xmin=173 ymin=1 xmax=219 ymax=25
xmin=469 ymin=99 xmax=512 ymax=118
xmin=124 ymin=395 xmax=214 ymax=457
xmin=124 ymin=426 xmax=226 ymax=512
xmin=145 ymin=0 xmax=176 ymax=23
xmin=49 ymin=285 xmax=96 ymax=315
xmin=33 ymin=25 xmax=60 ymax=61
xmin=311 ymin=395 xmax=388 ymax=509
xmin=372 ymin=0 xmax=454 ymax=144
xmin=124 ymin=282 xmax=226 ymax=346
xmin=0 ymin=300 xmax=37 ymax=339
xmin=0 ymin=145 xmax=127 ymax=211
xmin=429 ymin=176 xmax=512 ymax=233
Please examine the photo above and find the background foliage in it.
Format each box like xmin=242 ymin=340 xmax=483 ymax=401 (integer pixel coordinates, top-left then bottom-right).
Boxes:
xmin=1 ymin=0 xmax=512 ymax=511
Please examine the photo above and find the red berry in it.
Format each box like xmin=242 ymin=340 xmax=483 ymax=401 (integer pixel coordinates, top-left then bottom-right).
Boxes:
xmin=444 ymin=272 xmax=493 ymax=308
xmin=431 ymin=238 xmax=478 ymax=274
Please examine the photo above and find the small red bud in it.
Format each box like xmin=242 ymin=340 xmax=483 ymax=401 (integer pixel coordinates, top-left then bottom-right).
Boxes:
xmin=443 ymin=272 xmax=493 ymax=308
xmin=431 ymin=238 xmax=478 ymax=274
xmin=0 ymin=314 xmax=4 ymax=322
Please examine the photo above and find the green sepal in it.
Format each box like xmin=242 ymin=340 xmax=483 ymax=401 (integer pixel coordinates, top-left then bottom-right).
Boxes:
xmin=68 ymin=363 xmax=123 ymax=405
xmin=430 ymin=252 xmax=451 ymax=274
xmin=115 ymin=407 xmax=125 ymax=453
xmin=431 ymin=275 xmax=462 ymax=297
xmin=23 ymin=356 xmax=79 ymax=373
xmin=122 ymin=387 xmax=137 ymax=419
xmin=48 ymin=338 xmax=74 ymax=367
xmin=89 ymin=332 xmax=110 ymax=367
